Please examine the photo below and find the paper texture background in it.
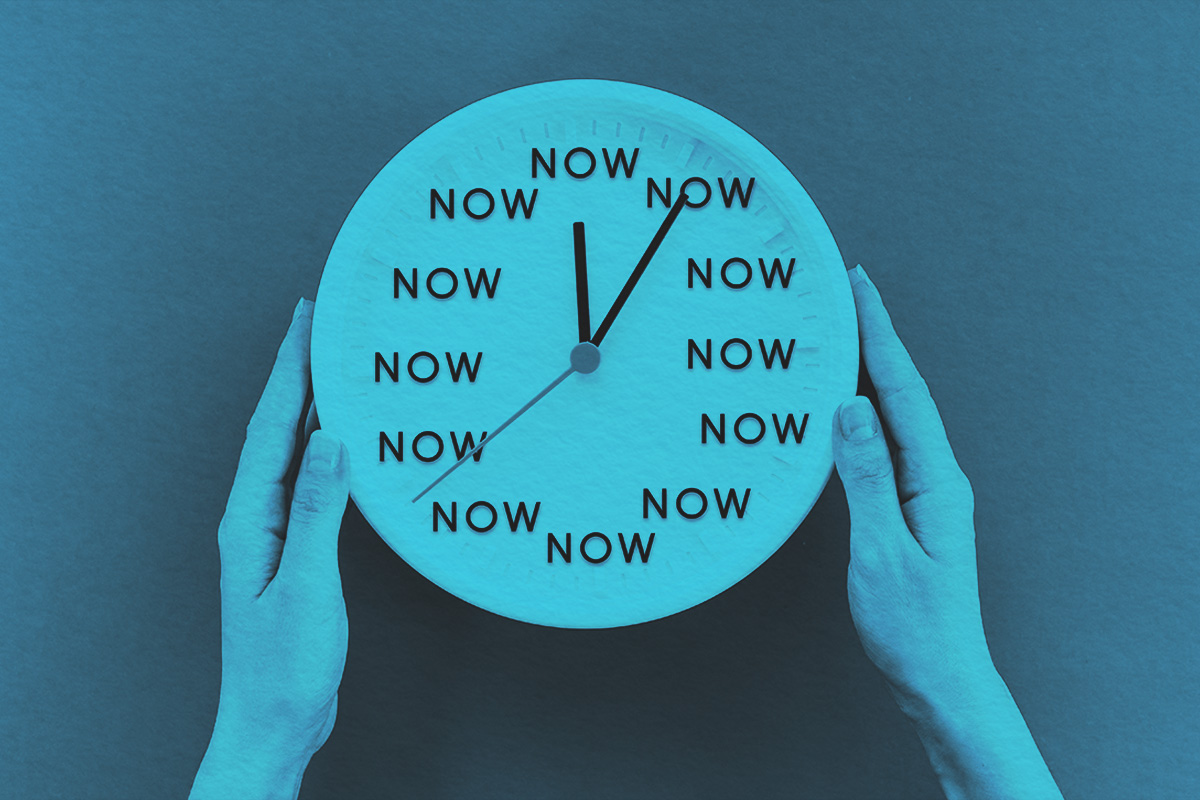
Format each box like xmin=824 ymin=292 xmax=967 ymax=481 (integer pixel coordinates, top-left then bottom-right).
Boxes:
xmin=1 ymin=1 xmax=1196 ymax=797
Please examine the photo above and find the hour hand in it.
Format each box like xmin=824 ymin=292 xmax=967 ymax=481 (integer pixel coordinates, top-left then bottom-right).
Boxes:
xmin=573 ymin=221 xmax=591 ymax=342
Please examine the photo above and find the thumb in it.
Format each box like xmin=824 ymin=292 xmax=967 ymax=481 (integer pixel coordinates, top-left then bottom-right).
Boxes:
xmin=832 ymin=397 xmax=908 ymax=559
xmin=278 ymin=430 xmax=350 ymax=592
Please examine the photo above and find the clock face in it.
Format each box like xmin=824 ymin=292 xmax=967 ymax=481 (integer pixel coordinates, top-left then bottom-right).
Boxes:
xmin=311 ymin=80 xmax=857 ymax=628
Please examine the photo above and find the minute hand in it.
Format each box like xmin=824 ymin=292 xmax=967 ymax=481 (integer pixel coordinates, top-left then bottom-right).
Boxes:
xmin=589 ymin=191 xmax=689 ymax=346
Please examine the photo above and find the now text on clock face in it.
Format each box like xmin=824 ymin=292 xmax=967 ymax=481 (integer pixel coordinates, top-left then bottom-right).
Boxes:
xmin=311 ymin=81 xmax=857 ymax=627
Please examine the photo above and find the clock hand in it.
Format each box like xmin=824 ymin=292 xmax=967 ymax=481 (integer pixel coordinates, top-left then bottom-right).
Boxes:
xmin=413 ymin=194 xmax=683 ymax=503
xmin=589 ymin=190 xmax=689 ymax=346
xmin=411 ymin=362 xmax=580 ymax=503
xmin=574 ymin=221 xmax=591 ymax=342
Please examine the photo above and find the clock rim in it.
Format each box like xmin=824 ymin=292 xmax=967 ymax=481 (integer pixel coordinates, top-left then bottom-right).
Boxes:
xmin=310 ymin=78 xmax=859 ymax=628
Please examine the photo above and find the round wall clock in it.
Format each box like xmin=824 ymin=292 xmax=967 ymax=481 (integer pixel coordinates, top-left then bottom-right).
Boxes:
xmin=311 ymin=79 xmax=858 ymax=628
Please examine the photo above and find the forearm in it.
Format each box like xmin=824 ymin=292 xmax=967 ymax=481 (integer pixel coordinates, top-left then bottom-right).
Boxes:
xmin=892 ymin=661 xmax=1062 ymax=800
xmin=190 ymin=714 xmax=312 ymax=800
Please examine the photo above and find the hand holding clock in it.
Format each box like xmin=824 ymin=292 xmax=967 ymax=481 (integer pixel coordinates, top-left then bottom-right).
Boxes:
xmin=835 ymin=266 xmax=1062 ymax=800
xmin=193 ymin=272 xmax=1060 ymax=799
xmin=191 ymin=300 xmax=350 ymax=800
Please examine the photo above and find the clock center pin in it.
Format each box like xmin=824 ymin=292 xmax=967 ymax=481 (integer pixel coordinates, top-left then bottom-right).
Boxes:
xmin=569 ymin=341 xmax=601 ymax=374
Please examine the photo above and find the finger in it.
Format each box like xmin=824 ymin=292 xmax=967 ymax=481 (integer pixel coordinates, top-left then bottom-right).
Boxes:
xmin=849 ymin=266 xmax=962 ymax=487
xmin=220 ymin=299 xmax=312 ymax=572
xmin=302 ymin=394 xmax=320 ymax=443
xmin=832 ymin=397 xmax=917 ymax=565
xmin=276 ymin=431 xmax=349 ymax=595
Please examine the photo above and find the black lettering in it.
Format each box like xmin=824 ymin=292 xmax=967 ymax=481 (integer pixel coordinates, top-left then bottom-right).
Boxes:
xmin=394 ymin=268 xmax=418 ymax=298
xmin=773 ymin=412 xmax=809 ymax=443
xmin=580 ymin=532 xmax=612 ymax=564
xmin=427 ymin=268 xmax=458 ymax=299
xmin=501 ymin=188 xmax=537 ymax=219
xmin=407 ymin=351 xmax=439 ymax=383
xmin=412 ymin=431 xmax=444 ymax=462
xmin=734 ymin=413 xmax=766 ymax=444
xmin=449 ymin=430 xmax=487 ymax=462
xmin=463 ymin=268 xmax=501 ymax=298
xmin=532 ymin=147 xmax=555 ymax=178
xmin=430 ymin=188 xmax=454 ymax=219
xmin=463 ymin=188 xmax=495 ymax=220
xmin=720 ymin=338 xmax=752 ymax=369
xmin=643 ymin=488 xmax=668 ymax=519
xmin=680 ymin=177 xmax=711 ymax=208
xmin=504 ymin=501 xmax=541 ymax=532
xmin=433 ymin=501 xmax=456 ymax=532
xmin=758 ymin=338 xmax=795 ymax=369
xmin=602 ymin=147 xmax=639 ymax=178
xmin=444 ymin=351 xmax=483 ymax=382
xmin=721 ymin=257 xmax=752 ymax=289
xmin=701 ymin=413 xmax=724 ymax=444
xmin=618 ymin=532 xmax=655 ymax=563
xmin=688 ymin=257 xmax=712 ymax=289
xmin=379 ymin=431 xmax=404 ymax=462
xmin=718 ymin=177 xmax=755 ymax=208
xmin=713 ymin=488 xmax=751 ymax=519
xmin=564 ymin=147 xmax=596 ymax=179
xmin=375 ymin=352 xmax=399 ymax=382
xmin=466 ymin=501 xmax=497 ymax=533
xmin=759 ymin=257 xmax=795 ymax=288
xmin=675 ymin=488 xmax=708 ymax=520
xmin=548 ymin=532 xmax=571 ymax=563
xmin=647 ymin=177 xmax=671 ymax=207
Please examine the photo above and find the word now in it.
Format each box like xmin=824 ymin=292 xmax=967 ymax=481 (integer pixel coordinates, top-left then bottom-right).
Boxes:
xmin=547 ymin=532 xmax=655 ymax=564
xmin=376 ymin=351 xmax=482 ymax=384
xmin=430 ymin=188 xmax=537 ymax=220
xmin=688 ymin=257 xmax=796 ymax=289
xmin=432 ymin=500 xmax=540 ymax=533
xmin=688 ymin=338 xmax=795 ymax=370
xmin=643 ymin=487 xmax=751 ymax=520
xmin=379 ymin=430 xmax=488 ymax=463
xmin=701 ymin=412 xmax=810 ymax=444
xmin=394 ymin=268 xmax=501 ymax=299
xmin=647 ymin=176 xmax=754 ymax=209
xmin=531 ymin=147 xmax=639 ymax=179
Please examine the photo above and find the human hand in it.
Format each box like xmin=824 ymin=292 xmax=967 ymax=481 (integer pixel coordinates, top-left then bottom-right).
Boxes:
xmin=833 ymin=266 xmax=988 ymax=704
xmin=833 ymin=266 xmax=1060 ymax=799
xmin=191 ymin=299 xmax=351 ymax=800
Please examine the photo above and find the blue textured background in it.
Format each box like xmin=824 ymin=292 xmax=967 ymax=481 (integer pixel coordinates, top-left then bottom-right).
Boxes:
xmin=2 ymin=2 xmax=1197 ymax=798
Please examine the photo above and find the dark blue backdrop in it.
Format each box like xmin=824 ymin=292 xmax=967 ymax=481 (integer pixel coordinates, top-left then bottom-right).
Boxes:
xmin=2 ymin=2 xmax=1197 ymax=797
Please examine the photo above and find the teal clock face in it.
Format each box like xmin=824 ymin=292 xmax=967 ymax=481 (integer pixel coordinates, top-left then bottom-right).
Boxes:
xmin=311 ymin=80 xmax=858 ymax=628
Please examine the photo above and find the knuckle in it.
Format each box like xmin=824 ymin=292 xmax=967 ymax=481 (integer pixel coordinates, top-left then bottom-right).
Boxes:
xmin=945 ymin=473 xmax=975 ymax=511
xmin=844 ymin=457 xmax=895 ymax=491
xmin=290 ymin=479 xmax=342 ymax=519
xmin=216 ymin=516 xmax=240 ymax=553
xmin=878 ymin=372 xmax=931 ymax=404
xmin=244 ymin=413 xmax=284 ymax=444
xmin=848 ymin=534 xmax=883 ymax=575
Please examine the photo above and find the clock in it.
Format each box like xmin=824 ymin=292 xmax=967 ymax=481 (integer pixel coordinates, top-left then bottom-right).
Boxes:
xmin=310 ymin=80 xmax=858 ymax=628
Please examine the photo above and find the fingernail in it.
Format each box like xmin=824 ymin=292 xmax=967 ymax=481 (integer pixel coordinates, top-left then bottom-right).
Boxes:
xmin=305 ymin=431 xmax=342 ymax=473
xmin=839 ymin=398 xmax=878 ymax=440
xmin=850 ymin=265 xmax=868 ymax=287
xmin=292 ymin=297 xmax=308 ymax=323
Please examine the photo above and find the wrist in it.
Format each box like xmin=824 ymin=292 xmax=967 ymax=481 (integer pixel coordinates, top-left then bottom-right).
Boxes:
xmin=887 ymin=650 xmax=1003 ymax=726
xmin=190 ymin=711 xmax=314 ymax=800
xmin=889 ymin=659 xmax=1063 ymax=800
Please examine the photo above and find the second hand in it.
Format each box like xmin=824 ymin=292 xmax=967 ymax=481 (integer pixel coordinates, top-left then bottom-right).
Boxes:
xmin=411 ymin=362 xmax=578 ymax=503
